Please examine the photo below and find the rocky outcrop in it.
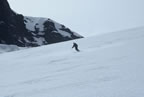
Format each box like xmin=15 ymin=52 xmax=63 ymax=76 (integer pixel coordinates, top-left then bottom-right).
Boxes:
xmin=0 ymin=0 xmax=83 ymax=47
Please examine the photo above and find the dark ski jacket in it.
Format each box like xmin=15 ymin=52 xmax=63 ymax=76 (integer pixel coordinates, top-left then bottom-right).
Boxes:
xmin=72 ymin=43 xmax=80 ymax=52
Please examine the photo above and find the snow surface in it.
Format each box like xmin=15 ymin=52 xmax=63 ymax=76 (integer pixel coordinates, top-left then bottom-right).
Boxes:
xmin=0 ymin=27 xmax=144 ymax=97
xmin=24 ymin=16 xmax=82 ymax=39
xmin=24 ymin=16 xmax=48 ymax=31
xmin=33 ymin=37 xmax=46 ymax=45
xmin=54 ymin=23 xmax=71 ymax=37
xmin=0 ymin=44 xmax=21 ymax=53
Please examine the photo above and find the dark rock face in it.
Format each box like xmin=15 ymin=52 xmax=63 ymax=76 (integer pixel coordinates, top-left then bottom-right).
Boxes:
xmin=0 ymin=0 xmax=83 ymax=47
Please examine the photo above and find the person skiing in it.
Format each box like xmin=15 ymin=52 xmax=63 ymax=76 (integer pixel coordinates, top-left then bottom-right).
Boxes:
xmin=72 ymin=42 xmax=80 ymax=52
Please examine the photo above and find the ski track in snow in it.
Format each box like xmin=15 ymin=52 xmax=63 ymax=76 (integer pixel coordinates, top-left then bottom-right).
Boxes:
xmin=0 ymin=27 xmax=144 ymax=97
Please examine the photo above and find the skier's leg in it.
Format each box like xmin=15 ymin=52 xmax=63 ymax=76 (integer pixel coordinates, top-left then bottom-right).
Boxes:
xmin=76 ymin=47 xmax=80 ymax=52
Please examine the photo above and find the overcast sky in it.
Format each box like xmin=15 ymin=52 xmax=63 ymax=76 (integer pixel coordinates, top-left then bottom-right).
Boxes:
xmin=8 ymin=0 xmax=144 ymax=37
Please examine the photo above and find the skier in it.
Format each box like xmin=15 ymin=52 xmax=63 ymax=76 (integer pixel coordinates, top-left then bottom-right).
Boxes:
xmin=72 ymin=42 xmax=80 ymax=52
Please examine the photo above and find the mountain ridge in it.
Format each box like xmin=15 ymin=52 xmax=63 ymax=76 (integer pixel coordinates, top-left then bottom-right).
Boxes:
xmin=0 ymin=0 xmax=83 ymax=47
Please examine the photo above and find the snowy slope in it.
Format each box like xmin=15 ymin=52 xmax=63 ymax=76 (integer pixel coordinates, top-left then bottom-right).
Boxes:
xmin=0 ymin=27 xmax=144 ymax=97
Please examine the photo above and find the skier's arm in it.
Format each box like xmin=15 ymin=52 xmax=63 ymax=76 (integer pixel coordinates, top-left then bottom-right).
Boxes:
xmin=72 ymin=44 xmax=74 ymax=48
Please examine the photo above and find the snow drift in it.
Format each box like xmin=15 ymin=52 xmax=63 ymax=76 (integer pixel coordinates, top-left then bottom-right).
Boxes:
xmin=0 ymin=44 xmax=21 ymax=53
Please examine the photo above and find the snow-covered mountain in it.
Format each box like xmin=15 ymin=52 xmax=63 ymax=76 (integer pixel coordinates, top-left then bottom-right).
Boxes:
xmin=0 ymin=0 xmax=83 ymax=47
xmin=0 ymin=27 xmax=144 ymax=97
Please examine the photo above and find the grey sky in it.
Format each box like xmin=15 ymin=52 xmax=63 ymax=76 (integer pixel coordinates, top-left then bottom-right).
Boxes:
xmin=8 ymin=0 xmax=144 ymax=37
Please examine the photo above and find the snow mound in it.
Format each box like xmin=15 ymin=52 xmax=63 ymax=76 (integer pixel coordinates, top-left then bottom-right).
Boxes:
xmin=0 ymin=44 xmax=21 ymax=53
